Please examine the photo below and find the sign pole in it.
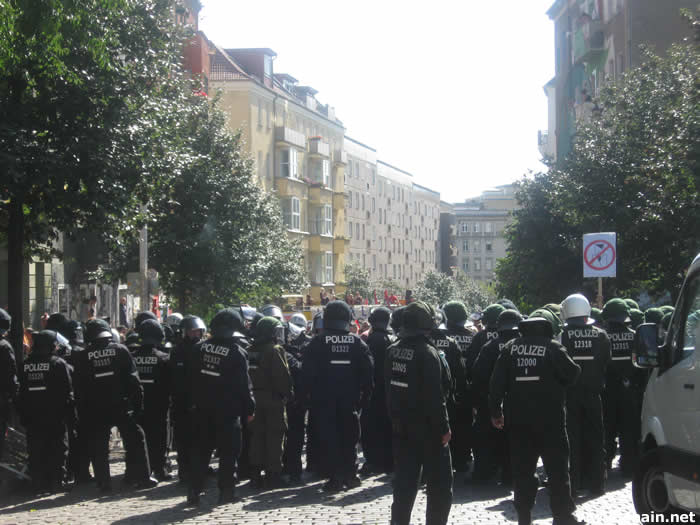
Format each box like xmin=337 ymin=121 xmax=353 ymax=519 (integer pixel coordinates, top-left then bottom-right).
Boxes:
xmin=597 ymin=277 xmax=603 ymax=309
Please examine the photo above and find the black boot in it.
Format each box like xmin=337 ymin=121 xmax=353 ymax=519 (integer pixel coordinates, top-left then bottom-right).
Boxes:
xmin=186 ymin=488 xmax=200 ymax=506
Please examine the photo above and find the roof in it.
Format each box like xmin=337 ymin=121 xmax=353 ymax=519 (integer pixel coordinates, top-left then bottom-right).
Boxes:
xmin=412 ymin=183 xmax=440 ymax=197
xmin=546 ymin=0 xmax=566 ymax=19
xmin=225 ymin=47 xmax=277 ymax=57
xmin=344 ymin=136 xmax=377 ymax=152
xmin=377 ymin=160 xmax=414 ymax=177
xmin=275 ymin=73 xmax=298 ymax=83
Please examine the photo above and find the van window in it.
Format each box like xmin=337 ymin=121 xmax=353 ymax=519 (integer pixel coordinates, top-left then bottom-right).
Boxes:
xmin=679 ymin=276 xmax=700 ymax=363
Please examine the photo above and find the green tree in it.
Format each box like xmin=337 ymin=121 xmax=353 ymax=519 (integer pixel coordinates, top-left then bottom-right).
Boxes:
xmin=453 ymin=271 xmax=496 ymax=313
xmin=0 ymin=0 xmax=188 ymax=356
xmin=148 ymin=94 xmax=307 ymax=315
xmin=343 ymin=263 xmax=373 ymax=300
xmin=414 ymin=269 xmax=494 ymax=312
xmin=497 ymin=27 xmax=699 ymax=308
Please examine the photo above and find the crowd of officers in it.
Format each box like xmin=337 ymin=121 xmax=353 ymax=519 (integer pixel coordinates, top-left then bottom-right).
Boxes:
xmin=0 ymin=294 xmax=675 ymax=525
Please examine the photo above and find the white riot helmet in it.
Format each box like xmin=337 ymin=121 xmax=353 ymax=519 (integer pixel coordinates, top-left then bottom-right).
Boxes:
xmin=287 ymin=313 xmax=307 ymax=337
xmin=166 ymin=312 xmax=184 ymax=328
xmin=561 ymin=294 xmax=595 ymax=326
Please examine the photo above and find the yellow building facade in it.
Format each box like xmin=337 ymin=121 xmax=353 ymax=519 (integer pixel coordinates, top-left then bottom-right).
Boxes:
xmin=208 ymin=47 xmax=348 ymax=299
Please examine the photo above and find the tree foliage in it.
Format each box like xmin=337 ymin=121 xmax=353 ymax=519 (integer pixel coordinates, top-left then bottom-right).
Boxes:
xmin=496 ymin=30 xmax=699 ymax=308
xmin=414 ymin=269 xmax=494 ymax=312
xmin=343 ymin=263 xmax=373 ymax=300
xmin=148 ymin=94 xmax=307 ymax=314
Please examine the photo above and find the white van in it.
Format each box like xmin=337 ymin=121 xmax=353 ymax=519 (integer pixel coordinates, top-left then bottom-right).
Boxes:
xmin=633 ymin=252 xmax=700 ymax=516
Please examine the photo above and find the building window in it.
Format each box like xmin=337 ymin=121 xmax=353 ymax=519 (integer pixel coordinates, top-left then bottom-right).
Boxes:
xmin=473 ymin=239 xmax=481 ymax=252
xmin=379 ymin=237 xmax=383 ymax=250
xmin=349 ymin=191 xmax=353 ymax=208
xmin=378 ymin=208 xmax=382 ymax=224
xmin=324 ymin=251 xmax=333 ymax=283
xmin=348 ymin=221 xmax=353 ymax=238
xmin=485 ymin=222 xmax=493 ymax=233
xmin=266 ymin=103 xmax=270 ymax=130
xmin=486 ymin=240 xmax=493 ymax=252
xmin=485 ymin=258 xmax=493 ymax=271
xmin=474 ymin=259 xmax=481 ymax=271
xmin=265 ymin=153 xmax=271 ymax=179
xmin=257 ymin=99 xmax=263 ymax=128
xmin=347 ymin=160 xmax=353 ymax=177
xmin=282 ymin=197 xmax=301 ymax=231
xmin=355 ymin=192 xmax=359 ymax=209
xmin=371 ymin=168 xmax=376 ymax=185
xmin=373 ymin=254 xmax=377 ymax=270
xmin=355 ymin=223 xmax=360 ymax=239
xmin=460 ymin=222 xmax=468 ymax=233
xmin=473 ymin=223 xmax=481 ymax=233
xmin=362 ymin=224 xmax=365 ymax=240
xmin=280 ymin=148 xmax=298 ymax=179
xmin=323 ymin=204 xmax=332 ymax=235
xmin=361 ymin=195 xmax=365 ymax=211
xmin=372 ymin=198 xmax=376 ymax=213
xmin=257 ymin=151 xmax=262 ymax=177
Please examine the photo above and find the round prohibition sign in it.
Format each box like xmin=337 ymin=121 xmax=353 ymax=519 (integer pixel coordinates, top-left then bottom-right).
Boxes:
xmin=584 ymin=239 xmax=616 ymax=271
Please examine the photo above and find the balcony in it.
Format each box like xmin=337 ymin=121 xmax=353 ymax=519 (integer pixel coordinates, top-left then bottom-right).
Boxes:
xmin=573 ymin=19 xmax=605 ymax=64
xmin=309 ymin=233 xmax=333 ymax=253
xmin=309 ymin=185 xmax=332 ymax=206
xmin=308 ymin=138 xmax=330 ymax=158
xmin=275 ymin=126 xmax=306 ymax=149
xmin=333 ymin=149 xmax=347 ymax=165
xmin=332 ymin=192 xmax=346 ymax=210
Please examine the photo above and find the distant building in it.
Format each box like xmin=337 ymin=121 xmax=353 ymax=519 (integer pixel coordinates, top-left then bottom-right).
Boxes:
xmin=541 ymin=0 xmax=696 ymax=161
xmin=442 ymin=184 xmax=518 ymax=284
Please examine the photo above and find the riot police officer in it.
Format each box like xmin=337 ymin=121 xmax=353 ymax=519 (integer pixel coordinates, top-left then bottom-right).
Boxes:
xmin=386 ymin=301 xmax=453 ymax=525
xmin=602 ymin=298 xmax=642 ymax=476
xmin=442 ymin=301 xmax=475 ymax=475
xmin=73 ymin=318 xmax=155 ymax=491
xmin=490 ymin=316 xmax=583 ymax=525
xmin=282 ymin=314 xmax=310 ymax=483
xmin=133 ymin=319 xmax=171 ymax=481
xmin=359 ymin=306 xmax=394 ymax=475
xmin=248 ymin=317 xmax=293 ymax=488
xmin=560 ymin=294 xmax=610 ymax=495
xmin=302 ymin=300 xmax=373 ymax=491
xmin=471 ymin=309 xmax=522 ymax=484
xmin=466 ymin=303 xmax=504 ymax=372
xmin=18 ymin=330 xmax=75 ymax=493
xmin=186 ymin=308 xmax=255 ymax=505
xmin=170 ymin=315 xmax=206 ymax=483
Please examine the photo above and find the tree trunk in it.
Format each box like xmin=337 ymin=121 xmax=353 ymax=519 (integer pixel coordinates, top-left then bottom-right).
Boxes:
xmin=8 ymin=198 xmax=24 ymax=367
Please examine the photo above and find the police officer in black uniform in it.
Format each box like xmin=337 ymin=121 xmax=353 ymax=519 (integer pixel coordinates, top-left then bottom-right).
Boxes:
xmin=170 ymin=315 xmax=206 ymax=483
xmin=73 ymin=318 xmax=156 ymax=492
xmin=442 ymin=301 xmax=476 ymax=475
xmin=386 ymin=301 xmax=453 ymax=525
xmin=302 ymin=300 xmax=374 ymax=491
xmin=186 ymin=308 xmax=255 ymax=505
xmin=132 ymin=319 xmax=171 ymax=481
xmin=602 ymin=298 xmax=642 ymax=476
xmin=471 ymin=309 xmax=522 ymax=484
xmin=359 ymin=306 xmax=394 ymax=475
xmin=18 ymin=330 xmax=75 ymax=493
xmin=560 ymin=294 xmax=611 ymax=496
xmin=490 ymin=315 xmax=583 ymax=525
xmin=283 ymin=314 xmax=310 ymax=483
xmin=0 ymin=308 xmax=19 ymax=463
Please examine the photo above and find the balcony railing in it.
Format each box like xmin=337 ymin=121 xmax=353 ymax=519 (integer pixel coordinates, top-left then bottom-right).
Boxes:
xmin=333 ymin=149 xmax=347 ymax=165
xmin=308 ymin=139 xmax=330 ymax=157
xmin=275 ymin=126 xmax=306 ymax=149
xmin=573 ymin=19 xmax=605 ymax=64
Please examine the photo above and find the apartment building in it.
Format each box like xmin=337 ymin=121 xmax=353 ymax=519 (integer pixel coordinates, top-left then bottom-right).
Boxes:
xmin=541 ymin=0 xmax=696 ymax=161
xmin=207 ymin=47 xmax=348 ymax=297
xmin=444 ymin=184 xmax=518 ymax=284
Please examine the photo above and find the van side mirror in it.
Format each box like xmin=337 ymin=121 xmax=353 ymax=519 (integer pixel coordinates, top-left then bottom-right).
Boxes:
xmin=633 ymin=323 xmax=660 ymax=368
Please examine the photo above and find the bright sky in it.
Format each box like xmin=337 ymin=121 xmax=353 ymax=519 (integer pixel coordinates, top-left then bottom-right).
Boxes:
xmin=199 ymin=0 xmax=554 ymax=202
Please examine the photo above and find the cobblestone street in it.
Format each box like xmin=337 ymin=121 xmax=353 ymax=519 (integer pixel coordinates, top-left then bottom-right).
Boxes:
xmin=0 ymin=450 xmax=639 ymax=525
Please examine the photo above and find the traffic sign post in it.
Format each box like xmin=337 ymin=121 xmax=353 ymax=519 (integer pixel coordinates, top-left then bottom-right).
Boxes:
xmin=583 ymin=233 xmax=617 ymax=308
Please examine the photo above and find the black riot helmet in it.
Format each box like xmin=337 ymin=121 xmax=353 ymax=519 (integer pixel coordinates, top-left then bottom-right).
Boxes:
xmin=368 ymin=307 xmax=391 ymax=331
xmin=390 ymin=306 xmax=406 ymax=334
xmin=33 ymin=330 xmax=59 ymax=355
xmin=180 ymin=315 xmax=206 ymax=340
xmin=137 ymin=319 xmax=165 ymax=346
xmin=62 ymin=320 xmax=84 ymax=345
xmin=134 ymin=311 xmax=157 ymax=329
xmin=210 ymin=308 xmax=244 ymax=338
xmin=248 ymin=311 xmax=265 ymax=339
xmin=85 ymin=319 xmax=114 ymax=343
xmin=497 ymin=309 xmax=523 ymax=333
xmin=323 ymin=300 xmax=352 ymax=332
xmin=0 ymin=308 xmax=10 ymax=337
xmin=312 ymin=311 xmax=324 ymax=334
xmin=261 ymin=304 xmax=283 ymax=321
xmin=125 ymin=332 xmax=141 ymax=350
xmin=46 ymin=312 xmax=67 ymax=332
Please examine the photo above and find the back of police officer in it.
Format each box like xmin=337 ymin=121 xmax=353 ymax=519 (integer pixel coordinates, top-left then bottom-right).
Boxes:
xmin=602 ymin=298 xmax=642 ymax=475
xmin=471 ymin=309 xmax=521 ymax=484
xmin=186 ymin=308 xmax=255 ymax=505
xmin=18 ymin=330 xmax=74 ymax=493
xmin=360 ymin=306 xmax=394 ymax=475
xmin=282 ymin=315 xmax=309 ymax=482
xmin=170 ymin=315 xmax=206 ymax=483
xmin=302 ymin=300 xmax=373 ymax=491
xmin=560 ymin=294 xmax=611 ymax=495
xmin=490 ymin=316 xmax=582 ymax=525
xmin=386 ymin=301 xmax=453 ymax=525
xmin=0 ymin=309 xmax=19 ymax=464
xmin=73 ymin=318 xmax=154 ymax=491
xmin=133 ymin=319 xmax=171 ymax=481
xmin=441 ymin=301 xmax=475 ymax=475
